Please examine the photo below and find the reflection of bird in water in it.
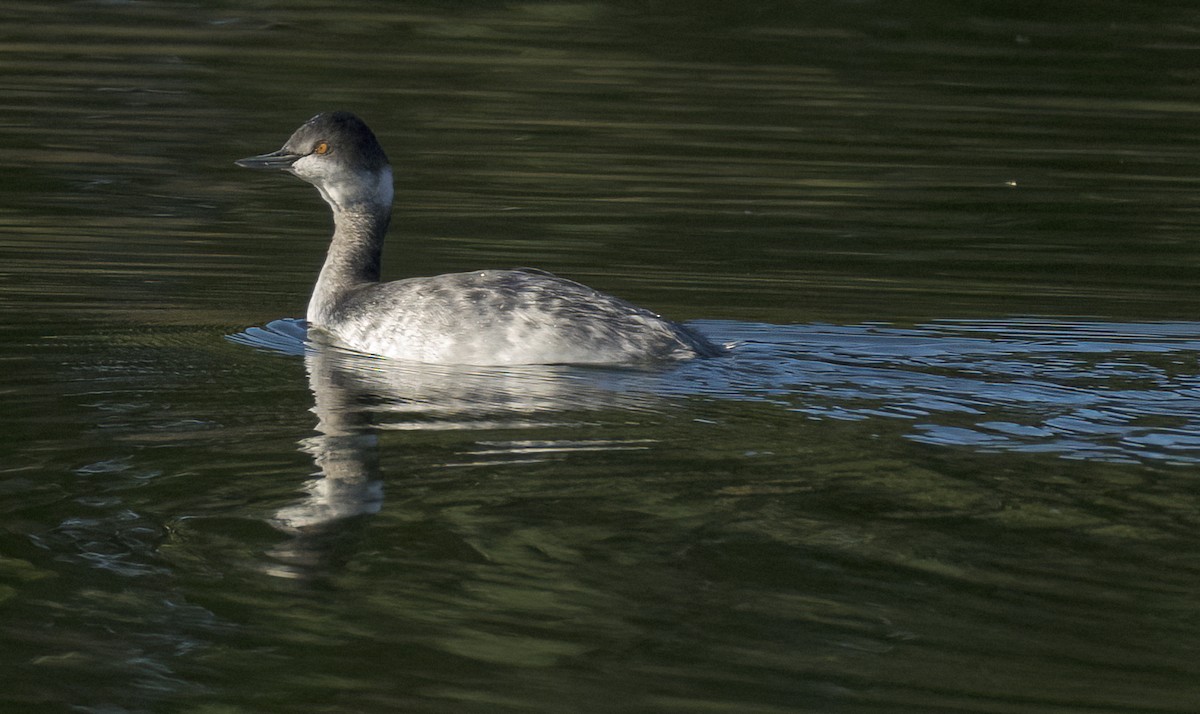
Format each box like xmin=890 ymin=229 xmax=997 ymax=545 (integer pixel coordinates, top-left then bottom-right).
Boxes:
xmin=261 ymin=334 xmax=668 ymax=579
xmin=268 ymin=348 xmax=383 ymax=537
xmin=237 ymin=111 xmax=721 ymax=365
xmin=262 ymin=343 xmax=384 ymax=579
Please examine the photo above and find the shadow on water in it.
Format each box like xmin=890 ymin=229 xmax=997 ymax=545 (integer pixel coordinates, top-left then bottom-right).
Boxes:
xmin=230 ymin=315 xmax=1200 ymax=576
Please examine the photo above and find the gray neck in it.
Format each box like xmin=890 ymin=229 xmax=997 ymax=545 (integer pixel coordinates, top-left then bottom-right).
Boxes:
xmin=307 ymin=206 xmax=391 ymax=325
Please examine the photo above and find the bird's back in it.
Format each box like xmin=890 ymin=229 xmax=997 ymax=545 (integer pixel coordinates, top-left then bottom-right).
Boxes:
xmin=318 ymin=268 xmax=720 ymax=365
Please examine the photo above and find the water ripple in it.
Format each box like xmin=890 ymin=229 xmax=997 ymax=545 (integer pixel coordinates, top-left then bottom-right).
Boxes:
xmin=230 ymin=317 xmax=1200 ymax=464
xmin=705 ymin=318 xmax=1200 ymax=464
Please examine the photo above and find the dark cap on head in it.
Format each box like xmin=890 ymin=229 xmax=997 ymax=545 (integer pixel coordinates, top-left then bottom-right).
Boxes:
xmin=236 ymin=111 xmax=389 ymax=172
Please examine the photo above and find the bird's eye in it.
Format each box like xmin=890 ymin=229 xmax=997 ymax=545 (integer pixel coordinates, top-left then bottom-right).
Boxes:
xmin=314 ymin=142 xmax=330 ymax=155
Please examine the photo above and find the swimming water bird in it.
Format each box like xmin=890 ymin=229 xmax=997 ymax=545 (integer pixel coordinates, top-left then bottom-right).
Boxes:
xmin=236 ymin=111 xmax=721 ymax=365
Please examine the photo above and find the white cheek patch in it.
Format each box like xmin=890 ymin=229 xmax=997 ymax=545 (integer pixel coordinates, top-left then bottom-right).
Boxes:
xmin=289 ymin=153 xmax=321 ymax=179
xmin=291 ymin=156 xmax=392 ymax=212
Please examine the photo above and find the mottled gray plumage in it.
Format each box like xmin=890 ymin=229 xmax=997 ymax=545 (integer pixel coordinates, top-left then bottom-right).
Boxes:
xmin=237 ymin=111 xmax=721 ymax=365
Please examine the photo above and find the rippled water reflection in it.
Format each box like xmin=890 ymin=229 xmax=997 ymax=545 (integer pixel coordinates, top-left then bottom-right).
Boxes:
xmin=224 ymin=316 xmax=1200 ymax=711
xmin=236 ymin=316 xmax=1200 ymax=468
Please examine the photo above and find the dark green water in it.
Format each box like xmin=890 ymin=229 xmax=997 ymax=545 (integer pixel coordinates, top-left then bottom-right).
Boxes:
xmin=4 ymin=2 xmax=1200 ymax=712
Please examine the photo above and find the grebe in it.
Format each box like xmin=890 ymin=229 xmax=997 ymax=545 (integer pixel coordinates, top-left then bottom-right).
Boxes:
xmin=236 ymin=111 xmax=721 ymax=365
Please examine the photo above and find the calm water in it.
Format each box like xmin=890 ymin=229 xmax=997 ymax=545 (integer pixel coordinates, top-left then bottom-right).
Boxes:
xmin=4 ymin=2 xmax=1200 ymax=712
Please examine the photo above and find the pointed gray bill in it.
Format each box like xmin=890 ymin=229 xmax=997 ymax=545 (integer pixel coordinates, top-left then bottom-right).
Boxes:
xmin=235 ymin=149 xmax=302 ymax=170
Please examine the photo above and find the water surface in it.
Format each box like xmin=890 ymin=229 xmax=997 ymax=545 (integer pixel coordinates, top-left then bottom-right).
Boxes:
xmin=4 ymin=2 xmax=1200 ymax=712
